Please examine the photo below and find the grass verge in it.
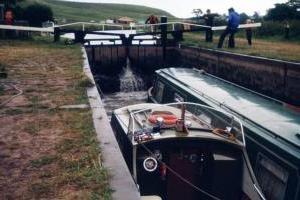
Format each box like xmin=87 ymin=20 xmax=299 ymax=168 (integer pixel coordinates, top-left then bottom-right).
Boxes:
xmin=182 ymin=32 xmax=300 ymax=62
xmin=0 ymin=37 xmax=111 ymax=199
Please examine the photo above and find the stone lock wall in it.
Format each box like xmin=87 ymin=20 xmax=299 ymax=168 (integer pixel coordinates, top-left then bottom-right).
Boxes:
xmin=178 ymin=46 xmax=300 ymax=106
xmin=85 ymin=44 xmax=300 ymax=106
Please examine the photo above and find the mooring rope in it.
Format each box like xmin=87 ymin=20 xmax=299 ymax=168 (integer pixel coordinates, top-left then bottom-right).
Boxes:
xmin=0 ymin=83 xmax=23 ymax=108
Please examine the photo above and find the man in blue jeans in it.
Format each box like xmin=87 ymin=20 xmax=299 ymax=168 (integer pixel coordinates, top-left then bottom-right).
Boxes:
xmin=218 ymin=8 xmax=240 ymax=48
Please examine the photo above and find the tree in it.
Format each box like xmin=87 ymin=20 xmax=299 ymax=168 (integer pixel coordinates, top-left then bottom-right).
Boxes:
xmin=192 ymin=8 xmax=203 ymax=21
xmin=24 ymin=3 xmax=53 ymax=27
xmin=239 ymin=12 xmax=249 ymax=23
xmin=287 ymin=0 xmax=300 ymax=8
xmin=252 ymin=12 xmax=261 ymax=20
xmin=265 ymin=1 xmax=300 ymax=20
xmin=1 ymin=0 xmax=25 ymax=8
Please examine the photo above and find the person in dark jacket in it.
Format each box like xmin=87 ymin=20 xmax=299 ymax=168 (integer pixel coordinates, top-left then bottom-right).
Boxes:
xmin=284 ymin=20 xmax=290 ymax=39
xmin=4 ymin=8 xmax=14 ymax=25
xmin=203 ymin=9 xmax=218 ymax=42
xmin=145 ymin=14 xmax=159 ymax=32
xmin=217 ymin=8 xmax=240 ymax=48
xmin=245 ymin=19 xmax=253 ymax=45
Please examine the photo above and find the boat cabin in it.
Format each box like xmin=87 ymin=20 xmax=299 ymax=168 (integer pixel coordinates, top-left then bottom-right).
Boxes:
xmin=111 ymin=102 xmax=265 ymax=200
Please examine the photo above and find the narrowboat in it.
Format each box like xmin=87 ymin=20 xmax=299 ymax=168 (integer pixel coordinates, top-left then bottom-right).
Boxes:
xmin=148 ymin=68 xmax=300 ymax=200
xmin=111 ymin=102 xmax=265 ymax=200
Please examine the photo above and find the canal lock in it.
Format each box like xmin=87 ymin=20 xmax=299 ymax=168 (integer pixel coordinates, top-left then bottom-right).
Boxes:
xmin=85 ymin=45 xmax=181 ymax=118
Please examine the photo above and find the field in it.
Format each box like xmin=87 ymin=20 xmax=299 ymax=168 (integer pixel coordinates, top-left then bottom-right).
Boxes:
xmin=21 ymin=0 xmax=175 ymax=23
xmin=0 ymin=38 xmax=111 ymax=199
xmin=182 ymin=32 xmax=300 ymax=62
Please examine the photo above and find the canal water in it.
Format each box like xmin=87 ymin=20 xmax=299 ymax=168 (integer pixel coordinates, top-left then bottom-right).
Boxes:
xmin=101 ymin=59 xmax=148 ymax=118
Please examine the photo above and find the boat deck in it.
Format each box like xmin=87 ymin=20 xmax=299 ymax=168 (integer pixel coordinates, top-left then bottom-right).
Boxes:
xmin=113 ymin=103 xmax=244 ymax=147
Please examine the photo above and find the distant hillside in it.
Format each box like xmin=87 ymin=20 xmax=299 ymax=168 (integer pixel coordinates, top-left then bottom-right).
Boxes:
xmin=20 ymin=0 xmax=175 ymax=23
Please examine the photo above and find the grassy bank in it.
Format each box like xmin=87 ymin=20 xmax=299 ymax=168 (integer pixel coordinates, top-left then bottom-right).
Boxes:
xmin=21 ymin=0 xmax=175 ymax=23
xmin=182 ymin=32 xmax=300 ymax=62
xmin=0 ymin=38 xmax=111 ymax=199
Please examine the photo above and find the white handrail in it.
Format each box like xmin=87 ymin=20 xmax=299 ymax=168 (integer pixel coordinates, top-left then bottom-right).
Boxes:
xmin=0 ymin=24 xmax=54 ymax=32
xmin=132 ymin=22 xmax=211 ymax=29
xmin=132 ymin=21 xmax=261 ymax=31
xmin=57 ymin=22 xmax=124 ymax=29
xmin=211 ymin=23 xmax=262 ymax=31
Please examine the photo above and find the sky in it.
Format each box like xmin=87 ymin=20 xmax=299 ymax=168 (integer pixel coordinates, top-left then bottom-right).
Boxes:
xmin=62 ymin=0 xmax=288 ymax=18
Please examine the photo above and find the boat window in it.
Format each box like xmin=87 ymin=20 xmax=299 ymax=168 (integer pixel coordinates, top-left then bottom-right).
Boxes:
xmin=154 ymin=81 xmax=164 ymax=103
xmin=186 ymin=104 xmax=242 ymax=134
xmin=255 ymin=153 xmax=289 ymax=200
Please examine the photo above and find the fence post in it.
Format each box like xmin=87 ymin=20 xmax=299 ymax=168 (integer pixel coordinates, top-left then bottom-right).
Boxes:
xmin=160 ymin=16 xmax=168 ymax=64
xmin=74 ymin=31 xmax=85 ymax=43
xmin=92 ymin=46 xmax=95 ymax=67
xmin=54 ymin=27 xmax=60 ymax=42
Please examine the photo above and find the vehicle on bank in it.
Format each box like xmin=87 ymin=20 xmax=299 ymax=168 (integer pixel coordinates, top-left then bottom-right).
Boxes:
xmin=148 ymin=68 xmax=300 ymax=200
xmin=111 ymin=102 xmax=265 ymax=200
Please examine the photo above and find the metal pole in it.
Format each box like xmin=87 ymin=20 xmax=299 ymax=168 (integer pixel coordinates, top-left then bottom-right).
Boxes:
xmin=160 ymin=16 xmax=167 ymax=64
xmin=54 ymin=27 xmax=60 ymax=42
xmin=92 ymin=45 xmax=95 ymax=67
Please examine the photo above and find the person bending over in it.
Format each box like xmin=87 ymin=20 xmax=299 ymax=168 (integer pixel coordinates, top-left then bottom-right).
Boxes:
xmin=217 ymin=8 xmax=240 ymax=48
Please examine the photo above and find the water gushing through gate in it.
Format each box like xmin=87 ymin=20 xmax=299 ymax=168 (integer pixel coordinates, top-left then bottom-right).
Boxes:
xmin=120 ymin=59 xmax=145 ymax=92
xmin=102 ymin=58 xmax=147 ymax=118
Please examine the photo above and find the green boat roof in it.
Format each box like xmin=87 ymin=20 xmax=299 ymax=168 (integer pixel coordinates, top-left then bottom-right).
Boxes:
xmin=157 ymin=68 xmax=300 ymax=151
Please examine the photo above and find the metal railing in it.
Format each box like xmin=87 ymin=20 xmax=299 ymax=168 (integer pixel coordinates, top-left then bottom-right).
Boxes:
xmin=130 ymin=21 xmax=210 ymax=33
xmin=56 ymin=22 xmax=124 ymax=31
xmin=130 ymin=21 xmax=261 ymax=32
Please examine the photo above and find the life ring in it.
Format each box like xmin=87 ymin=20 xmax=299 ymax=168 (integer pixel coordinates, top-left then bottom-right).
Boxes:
xmin=148 ymin=111 xmax=178 ymax=125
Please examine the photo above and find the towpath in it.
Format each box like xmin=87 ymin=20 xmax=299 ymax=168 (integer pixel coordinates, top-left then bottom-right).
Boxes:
xmin=0 ymin=39 xmax=111 ymax=199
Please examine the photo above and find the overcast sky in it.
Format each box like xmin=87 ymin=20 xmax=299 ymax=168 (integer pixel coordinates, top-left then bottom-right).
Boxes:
xmin=62 ymin=0 xmax=288 ymax=18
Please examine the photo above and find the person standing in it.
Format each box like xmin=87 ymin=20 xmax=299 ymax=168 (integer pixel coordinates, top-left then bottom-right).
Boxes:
xmin=4 ymin=8 xmax=14 ymax=38
xmin=203 ymin=9 xmax=218 ymax=42
xmin=145 ymin=14 xmax=159 ymax=32
xmin=217 ymin=8 xmax=240 ymax=48
xmin=245 ymin=19 xmax=253 ymax=45
xmin=4 ymin=8 xmax=14 ymax=25
xmin=284 ymin=20 xmax=290 ymax=39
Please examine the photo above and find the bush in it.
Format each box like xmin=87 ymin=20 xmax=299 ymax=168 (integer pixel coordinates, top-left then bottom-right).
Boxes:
xmin=256 ymin=21 xmax=284 ymax=37
xmin=13 ymin=5 xmax=25 ymax=20
xmin=256 ymin=20 xmax=300 ymax=39
xmin=24 ymin=3 xmax=53 ymax=27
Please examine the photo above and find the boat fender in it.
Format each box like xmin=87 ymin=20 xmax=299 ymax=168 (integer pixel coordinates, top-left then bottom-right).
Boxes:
xmin=159 ymin=163 xmax=167 ymax=180
xmin=143 ymin=157 xmax=158 ymax=172
xmin=148 ymin=111 xmax=178 ymax=125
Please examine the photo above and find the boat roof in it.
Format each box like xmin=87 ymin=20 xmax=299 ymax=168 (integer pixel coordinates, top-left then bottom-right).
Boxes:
xmin=156 ymin=68 xmax=300 ymax=151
